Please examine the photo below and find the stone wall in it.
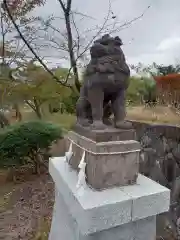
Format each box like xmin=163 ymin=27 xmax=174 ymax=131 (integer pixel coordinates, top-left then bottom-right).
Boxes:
xmin=131 ymin=120 xmax=180 ymax=238
xmin=131 ymin=120 xmax=180 ymax=187
xmin=131 ymin=120 xmax=180 ymax=142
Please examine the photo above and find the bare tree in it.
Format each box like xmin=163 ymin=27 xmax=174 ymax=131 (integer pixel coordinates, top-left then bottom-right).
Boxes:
xmin=0 ymin=0 xmax=46 ymax=78
xmin=3 ymin=0 xmax=151 ymax=92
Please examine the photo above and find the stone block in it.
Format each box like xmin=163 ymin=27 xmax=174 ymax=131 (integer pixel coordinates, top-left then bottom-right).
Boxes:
xmin=73 ymin=124 xmax=136 ymax=142
xmin=49 ymin=157 xmax=132 ymax=234
xmin=50 ymin=188 xmax=156 ymax=240
xmin=66 ymin=131 xmax=140 ymax=190
xmin=120 ymin=174 xmax=170 ymax=221
xmin=49 ymin=157 xmax=170 ymax=240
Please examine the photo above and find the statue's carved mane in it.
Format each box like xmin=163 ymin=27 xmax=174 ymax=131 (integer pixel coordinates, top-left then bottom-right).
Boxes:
xmin=76 ymin=34 xmax=131 ymax=130
xmin=84 ymin=34 xmax=129 ymax=77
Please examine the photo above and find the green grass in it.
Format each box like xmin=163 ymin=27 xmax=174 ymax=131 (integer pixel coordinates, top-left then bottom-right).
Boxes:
xmin=127 ymin=105 xmax=180 ymax=125
xmin=46 ymin=113 xmax=76 ymax=130
xmin=19 ymin=110 xmax=76 ymax=130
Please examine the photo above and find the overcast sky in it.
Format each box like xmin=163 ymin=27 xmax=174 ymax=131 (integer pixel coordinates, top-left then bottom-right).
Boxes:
xmin=32 ymin=0 xmax=180 ymax=68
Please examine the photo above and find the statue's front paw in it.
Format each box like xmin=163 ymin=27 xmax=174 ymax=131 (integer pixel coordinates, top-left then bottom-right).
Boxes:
xmin=77 ymin=118 xmax=91 ymax=127
xmin=115 ymin=120 xmax=132 ymax=129
xmin=103 ymin=118 xmax=113 ymax=126
xmin=91 ymin=120 xmax=107 ymax=130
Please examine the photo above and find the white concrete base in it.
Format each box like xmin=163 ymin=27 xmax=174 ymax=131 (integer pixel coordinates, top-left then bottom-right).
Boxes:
xmin=49 ymin=157 xmax=170 ymax=240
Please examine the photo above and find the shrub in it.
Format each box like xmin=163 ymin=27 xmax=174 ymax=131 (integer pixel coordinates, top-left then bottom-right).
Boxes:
xmin=127 ymin=76 xmax=157 ymax=105
xmin=0 ymin=121 xmax=63 ymax=170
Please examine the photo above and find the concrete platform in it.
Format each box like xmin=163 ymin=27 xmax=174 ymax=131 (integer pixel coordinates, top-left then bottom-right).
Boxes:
xmin=49 ymin=157 xmax=170 ymax=239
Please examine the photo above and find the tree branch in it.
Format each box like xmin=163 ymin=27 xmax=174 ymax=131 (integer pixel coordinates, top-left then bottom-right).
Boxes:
xmin=57 ymin=0 xmax=81 ymax=91
xmin=0 ymin=6 xmax=6 ymax=65
xmin=109 ymin=5 xmax=151 ymax=34
xmin=57 ymin=0 xmax=66 ymax=13
xmin=3 ymin=0 xmax=151 ymax=93
xmin=25 ymin=100 xmax=36 ymax=111
xmin=71 ymin=12 xmax=80 ymax=58
xmin=3 ymin=0 xmax=72 ymax=88
xmin=74 ymin=0 xmax=113 ymax=62
xmin=66 ymin=0 xmax=72 ymax=14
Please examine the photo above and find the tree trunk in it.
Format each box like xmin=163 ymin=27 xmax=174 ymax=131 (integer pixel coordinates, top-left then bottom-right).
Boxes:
xmin=33 ymin=151 xmax=48 ymax=175
xmin=26 ymin=98 xmax=43 ymax=119
xmin=12 ymin=103 xmax=22 ymax=121
xmin=65 ymin=11 xmax=81 ymax=92
xmin=0 ymin=7 xmax=6 ymax=66
xmin=34 ymin=98 xmax=42 ymax=119
xmin=49 ymin=103 xmax=53 ymax=114
xmin=0 ymin=111 xmax=9 ymax=128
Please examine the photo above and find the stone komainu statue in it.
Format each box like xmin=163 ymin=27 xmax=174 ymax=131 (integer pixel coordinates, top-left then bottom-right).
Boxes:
xmin=76 ymin=34 xmax=132 ymax=129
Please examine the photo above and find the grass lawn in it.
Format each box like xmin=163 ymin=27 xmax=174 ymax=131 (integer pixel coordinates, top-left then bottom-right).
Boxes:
xmin=48 ymin=105 xmax=180 ymax=127
xmin=19 ymin=105 xmax=180 ymax=129
xmin=8 ymin=104 xmax=180 ymax=130
xmin=127 ymin=105 xmax=180 ymax=125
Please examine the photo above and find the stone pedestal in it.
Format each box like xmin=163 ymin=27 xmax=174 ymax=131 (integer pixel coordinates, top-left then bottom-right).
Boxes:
xmin=66 ymin=130 xmax=140 ymax=190
xmin=49 ymin=157 xmax=170 ymax=240
xmin=73 ymin=125 xmax=136 ymax=142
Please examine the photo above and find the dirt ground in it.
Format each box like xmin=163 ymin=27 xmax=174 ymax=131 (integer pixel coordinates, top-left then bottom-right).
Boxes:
xmin=0 ymin=173 xmax=54 ymax=240
xmin=0 ymin=172 xmax=175 ymax=240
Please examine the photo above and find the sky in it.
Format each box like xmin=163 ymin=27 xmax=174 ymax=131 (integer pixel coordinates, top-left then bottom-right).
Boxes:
xmin=30 ymin=0 xmax=180 ymax=68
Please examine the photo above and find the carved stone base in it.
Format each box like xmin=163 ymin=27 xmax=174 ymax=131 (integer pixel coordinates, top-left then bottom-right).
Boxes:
xmin=66 ymin=131 xmax=140 ymax=190
xmin=73 ymin=124 xmax=136 ymax=142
